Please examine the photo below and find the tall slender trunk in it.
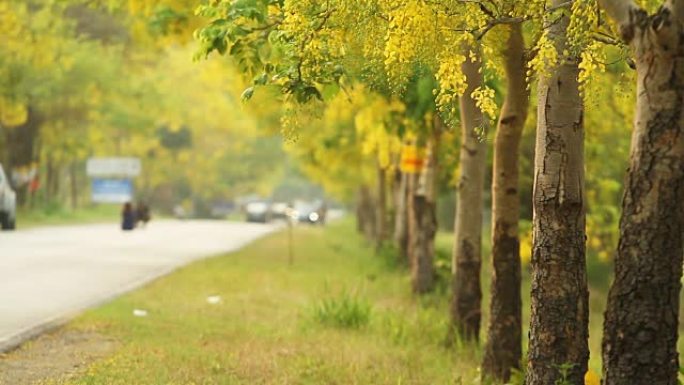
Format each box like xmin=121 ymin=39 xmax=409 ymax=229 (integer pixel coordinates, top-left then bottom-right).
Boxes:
xmin=70 ymin=161 xmax=78 ymax=210
xmin=410 ymin=122 xmax=440 ymax=294
xmin=598 ymin=2 xmax=684 ymax=384
xmin=450 ymin=46 xmax=488 ymax=341
xmin=4 ymin=106 xmax=42 ymax=206
xmin=357 ymin=184 xmax=376 ymax=241
xmin=525 ymin=1 xmax=589 ymax=383
xmin=375 ymin=164 xmax=387 ymax=250
xmin=45 ymin=154 xmax=55 ymax=204
xmin=407 ymin=171 xmax=417 ymax=263
xmin=394 ymin=171 xmax=409 ymax=264
xmin=482 ymin=23 xmax=529 ymax=382
xmin=53 ymin=163 xmax=62 ymax=204
xmin=356 ymin=188 xmax=365 ymax=234
xmin=0 ymin=125 xmax=7 ymax=167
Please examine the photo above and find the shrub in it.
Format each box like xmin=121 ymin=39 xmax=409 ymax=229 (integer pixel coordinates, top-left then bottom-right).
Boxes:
xmin=311 ymin=290 xmax=372 ymax=329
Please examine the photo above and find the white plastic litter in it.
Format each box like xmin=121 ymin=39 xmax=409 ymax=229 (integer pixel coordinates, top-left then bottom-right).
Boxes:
xmin=206 ymin=295 xmax=222 ymax=305
xmin=133 ymin=309 xmax=148 ymax=317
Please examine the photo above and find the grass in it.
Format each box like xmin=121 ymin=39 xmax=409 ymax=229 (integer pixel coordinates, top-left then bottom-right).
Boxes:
xmin=18 ymin=204 xmax=120 ymax=229
xmin=311 ymin=289 xmax=372 ymax=329
xmin=32 ymin=218 xmax=681 ymax=384
xmin=46 ymin=219 xmax=475 ymax=385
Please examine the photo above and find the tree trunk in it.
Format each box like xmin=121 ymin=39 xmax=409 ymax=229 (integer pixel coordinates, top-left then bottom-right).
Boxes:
xmin=375 ymin=164 xmax=387 ymax=250
xmin=70 ymin=161 xmax=78 ymax=210
xmin=394 ymin=170 xmax=409 ymax=264
xmin=410 ymin=124 xmax=440 ymax=294
xmin=356 ymin=187 xmax=365 ymax=234
xmin=525 ymin=1 xmax=589 ymax=383
xmin=4 ymin=106 xmax=42 ymax=206
xmin=482 ymin=23 xmax=529 ymax=383
xmin=357 ymin=184 xmax=376 ymax=241
xmin=45 ymin=154 xmax=55 ymax=204
xmin=450 ymin=46 xmax=488 ymax=341
xmin=53 ymin=163 xmax=62 ymax=204
xmin=598 ymin=2 xmax=684 ymax=384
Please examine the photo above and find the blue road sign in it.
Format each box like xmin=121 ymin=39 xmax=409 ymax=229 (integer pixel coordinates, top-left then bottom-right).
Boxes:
xmin=91 ymin=179 xmax=133 ymax=203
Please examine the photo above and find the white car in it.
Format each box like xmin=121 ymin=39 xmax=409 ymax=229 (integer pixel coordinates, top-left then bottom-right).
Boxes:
xmin=0 ymin=163 xmax=16 ymax=230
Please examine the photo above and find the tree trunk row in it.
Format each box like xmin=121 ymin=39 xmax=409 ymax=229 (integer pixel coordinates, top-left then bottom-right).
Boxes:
xmin=354 ymin=6 xmax=684 ymax=383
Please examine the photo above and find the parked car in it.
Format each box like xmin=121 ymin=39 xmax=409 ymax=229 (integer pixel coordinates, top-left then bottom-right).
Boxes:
xmin=245 ymin=201 xmax=271 ymax=223
xmin=0 ymin=163 xmax=16 ymax=230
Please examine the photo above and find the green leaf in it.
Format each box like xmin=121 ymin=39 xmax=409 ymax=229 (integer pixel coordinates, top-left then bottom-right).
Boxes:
xmin=241 ymin=87 xmax=255 ymax=101
xmin=253 ymin=73 xmax=268 ymax=85
xmin=229 ymin=41 xmax=242 ymax=56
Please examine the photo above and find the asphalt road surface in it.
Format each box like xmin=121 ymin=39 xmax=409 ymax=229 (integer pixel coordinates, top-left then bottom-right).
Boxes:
xmin=0 ymin=220 xmax=280 ymax=351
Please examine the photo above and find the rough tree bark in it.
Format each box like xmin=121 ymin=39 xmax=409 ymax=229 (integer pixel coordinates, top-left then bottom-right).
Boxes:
xmin=482 ymin=22 xmax=529 ymax=382
xmin=599 ymin=1 xmax=684 ymax=383
xmin=525 ymin=1 xmax=589 ymax=383
xmin=450 ymin=47 xmax=488 ymax=341
xmin=409 ymin=120 xmax=441 ymax=294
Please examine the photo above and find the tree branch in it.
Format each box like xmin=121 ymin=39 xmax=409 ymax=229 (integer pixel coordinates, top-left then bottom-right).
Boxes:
xmin=547 ymin=1 xmax=573 ymax=12
xmin=592 ymin=31 xmax=622 ymax=45
xmin=598 ymin=0 xmax=644 ymax=42
xmin=475 ymin=16 xmax=526 ymax=39
xmin=453 ymin=15 xmax=527 ymax=40
xmin=666 ymin=0 xmax=684 ymax=24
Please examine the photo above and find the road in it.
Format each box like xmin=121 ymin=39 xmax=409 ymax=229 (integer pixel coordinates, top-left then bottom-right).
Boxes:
xmin=0 ymin=220 xmax=280 ymax=352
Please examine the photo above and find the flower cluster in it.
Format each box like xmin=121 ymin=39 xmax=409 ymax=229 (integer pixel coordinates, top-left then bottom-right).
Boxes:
xmin=434 ymin=54 xmax=467 ymax=116
xmin=528 ymin=30 xmax=558 ymax=83
xmin=471 ymin=86 xmax=497 ymax=121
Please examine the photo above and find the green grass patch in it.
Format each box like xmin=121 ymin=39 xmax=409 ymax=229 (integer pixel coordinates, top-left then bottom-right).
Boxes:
xmin=311 ymin=288 xmax=372 ymax=329
xmin=18 ymin=204 xmax=120 ymax=228
xmin=49 ymin=219 xmax=472 ymax=385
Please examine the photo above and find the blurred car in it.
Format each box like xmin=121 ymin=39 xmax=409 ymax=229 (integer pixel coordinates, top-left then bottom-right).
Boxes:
xmin=293 ymin=200 xmax=327 ymax=225
xmin=209 ymin=201 xmax=235 ymax=219
xmin=245 ymin=201 xmax=271 ymax=223
xmin=0 ymin=163 xmax=16 ymax=230
xmin=270 ymin=202 xmax=289 ymax=220
xmin=173 ymin=204 xmax=188 ymax=220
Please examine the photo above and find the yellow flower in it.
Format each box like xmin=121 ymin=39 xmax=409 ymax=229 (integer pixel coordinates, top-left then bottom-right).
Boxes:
xmin=585 ymin=369 xmax=600 ymax=385
xmin=520 ymin=233 xmax=532 ymax=265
